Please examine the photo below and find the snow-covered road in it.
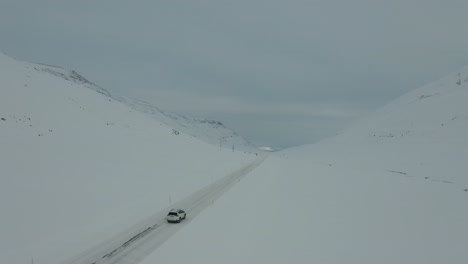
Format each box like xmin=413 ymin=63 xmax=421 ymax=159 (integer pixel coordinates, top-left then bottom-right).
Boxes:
xmin=65 ymin=156 xmax=267 ymax=264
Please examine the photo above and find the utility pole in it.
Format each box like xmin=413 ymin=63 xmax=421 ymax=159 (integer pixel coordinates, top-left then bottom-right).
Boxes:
xmin=219 ymin=137 xmax=227 ymax=151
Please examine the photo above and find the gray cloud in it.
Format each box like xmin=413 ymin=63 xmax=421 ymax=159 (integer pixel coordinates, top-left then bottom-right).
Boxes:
xmin=133 ymin=89 xmax=367 ymax=118
xmin=1 ymin=0 xmax=468 ymax=147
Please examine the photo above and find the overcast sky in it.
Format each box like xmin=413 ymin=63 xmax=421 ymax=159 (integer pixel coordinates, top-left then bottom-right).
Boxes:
xmin=1 ymin=0 xmax=468 ymax=148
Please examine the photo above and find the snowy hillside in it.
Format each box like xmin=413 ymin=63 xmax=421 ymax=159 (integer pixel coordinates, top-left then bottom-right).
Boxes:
xmin=144 ymin=67 xmax=468 ymax=264
xmin=0 ymin=51 xmax=257 ymax=264
xmin=2 ymin=49 xmax=467 ymax=264
xmin=0 ymin=51 xmax=255 ymax=153
xmin=114 ymin=97 xmax=255 ymax=152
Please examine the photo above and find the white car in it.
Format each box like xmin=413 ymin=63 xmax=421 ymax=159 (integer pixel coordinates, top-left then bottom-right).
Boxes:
xmin=166 ymin=209 xmax=186 ymax=223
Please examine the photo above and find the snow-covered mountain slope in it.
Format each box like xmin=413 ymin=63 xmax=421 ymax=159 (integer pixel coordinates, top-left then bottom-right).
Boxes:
xmin=0 ymin=51 xmax=255 ymax=153
xmin=0 ymin=51 xmax=257 ymax=264
xmin=144 ymin=67 xmax=468 ymax=264
xmin=114 ymin=97 xmax=255 ymax=152
xmin=289 ymin=66 xmax=468 ymax=187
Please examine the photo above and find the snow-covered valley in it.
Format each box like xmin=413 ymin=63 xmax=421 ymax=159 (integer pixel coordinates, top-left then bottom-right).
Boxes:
xmin=0 ymin=52 xmax=258 ymax=264
xmin=143 ymin=67 xmax=468 ymax=263
xmin=1 ymin=50 xmax=468 ymax=264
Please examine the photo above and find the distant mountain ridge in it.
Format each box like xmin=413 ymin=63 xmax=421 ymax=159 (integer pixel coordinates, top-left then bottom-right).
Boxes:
xmin=0 ymin=51 xmax=256 ymax=152
xmin=115 ymin=97 xmax=256 ymax=152
xmin=36 ymin=63 xmax=112 ymax=97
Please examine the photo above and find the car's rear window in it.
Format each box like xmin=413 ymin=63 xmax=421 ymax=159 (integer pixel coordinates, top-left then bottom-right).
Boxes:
xmin=168 ymin=212 xmax=178 ymax=216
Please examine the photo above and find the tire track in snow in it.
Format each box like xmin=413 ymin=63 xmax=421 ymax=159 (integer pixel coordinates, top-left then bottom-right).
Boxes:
xmin=65 ymin=156 xmax=267 ymax=264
